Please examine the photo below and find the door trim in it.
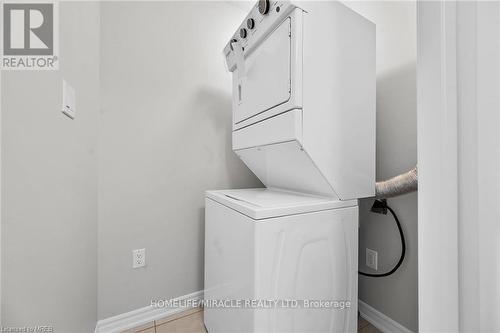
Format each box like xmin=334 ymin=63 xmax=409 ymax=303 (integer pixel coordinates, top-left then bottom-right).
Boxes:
xmin=417 ymin=1 xmax=460 ymax=331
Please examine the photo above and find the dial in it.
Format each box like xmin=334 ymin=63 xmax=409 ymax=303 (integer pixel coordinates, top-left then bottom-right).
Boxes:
xmin=247 ymin=18 xmax=255 ymax=29
xmin=240 ymin=28 xmax=247 ymax=39
xmin=258 ymin=0 xmax=270 ymax=15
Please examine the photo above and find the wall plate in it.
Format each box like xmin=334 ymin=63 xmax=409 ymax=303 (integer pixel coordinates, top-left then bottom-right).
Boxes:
xmin=62 ymin=79 xmax=76 ymax=119
xmin=366 ymin=248 xmax=378 ymax=270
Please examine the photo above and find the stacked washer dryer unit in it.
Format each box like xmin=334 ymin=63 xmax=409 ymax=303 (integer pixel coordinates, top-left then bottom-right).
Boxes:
xmin=205 ymin=1 xmax=375 ymax=332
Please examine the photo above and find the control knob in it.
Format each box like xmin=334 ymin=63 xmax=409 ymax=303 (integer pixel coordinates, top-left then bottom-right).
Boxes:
xmin=240 ymin=28 xmax=247 ymax=39
xmin=247 ymin=18 xmax=255 ymax=29
xmin=258 ymin=0 xmax=270 ymax=15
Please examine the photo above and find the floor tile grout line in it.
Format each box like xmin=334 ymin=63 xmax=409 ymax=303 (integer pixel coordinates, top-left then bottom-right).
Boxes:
xmin=154 ymin=307 xmax=203 ymax=329
xmin=134 ymin=308 xmax=378 ymax=333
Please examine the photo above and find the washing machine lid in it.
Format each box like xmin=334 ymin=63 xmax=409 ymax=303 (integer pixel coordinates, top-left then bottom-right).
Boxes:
xmin=206 ymin=188 xmax=357 ymax=220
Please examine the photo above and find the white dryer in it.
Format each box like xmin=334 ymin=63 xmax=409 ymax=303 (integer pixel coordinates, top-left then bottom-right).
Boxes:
xmin=205 ymin=1 xmax=375 ymax=332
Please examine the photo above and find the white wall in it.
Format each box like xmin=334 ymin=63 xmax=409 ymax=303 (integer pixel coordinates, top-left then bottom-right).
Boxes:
xmin=343 ymin=2 xmax=418 ymax=331
xmin=1 ymin=2 xmax=100 ymax=332
xmin=467 ymin=4 xmax=500 ymax=329
xmin=98 ymin=1 xmax=261 ymax=319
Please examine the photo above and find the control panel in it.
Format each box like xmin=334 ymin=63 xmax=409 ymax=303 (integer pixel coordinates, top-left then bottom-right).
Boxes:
xmin=223 ymin=0 xmax=296 ymax=72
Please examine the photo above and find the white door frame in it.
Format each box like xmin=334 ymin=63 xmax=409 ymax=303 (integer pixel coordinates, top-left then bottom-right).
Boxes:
xmin=0 ymin=64 xmax=2 ymax=326
xmin=418 ymin=1 xmax=500 ymax=331
xmin=417 ymin=1 xmax=459 ymax=331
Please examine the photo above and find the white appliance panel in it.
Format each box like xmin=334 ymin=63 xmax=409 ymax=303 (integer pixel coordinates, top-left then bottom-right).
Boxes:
xmin=206 ymin=188 xmax=356 ymax=219
xmin=232 ymin=109 xmax=302 ymax=151
xmin=254 ymin=211 xmax=356 ymax=333
xmin=234 ymin=18 xmax=291 ymax=124
xmin=236 ymin=140 xmax=338 ymax=198
xmin=204 ymin=198 xmax=255 ymax=333
xmin=204 ymin=194 xmax=358 ymax=333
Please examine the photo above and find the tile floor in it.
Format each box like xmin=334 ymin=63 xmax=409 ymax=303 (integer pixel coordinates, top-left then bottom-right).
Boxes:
xmin=124 ymin=308 xmax=382 ymax=333
xmin=357 ymin=315 xmax=382 ymax=333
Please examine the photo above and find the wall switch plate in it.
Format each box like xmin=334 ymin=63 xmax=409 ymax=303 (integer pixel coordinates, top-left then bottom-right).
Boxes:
xmin=62 ymin=79 xmax=76 ymax=119
xmin=366 ymin=248 xmax=378 ymax=270
xmin=132 ymin=248 xmax=146 ymax=268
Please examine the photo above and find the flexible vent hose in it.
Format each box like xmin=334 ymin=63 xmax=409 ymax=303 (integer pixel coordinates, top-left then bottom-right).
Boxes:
xmin=375 ymin=166 xmax=418 ymax=199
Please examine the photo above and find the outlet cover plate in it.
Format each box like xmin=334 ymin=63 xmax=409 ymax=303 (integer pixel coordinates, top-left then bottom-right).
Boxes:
xmin=133 ymin=248 xmax=146 ymax=268
xmin=366 ymin=248 xmax=378 ymax=270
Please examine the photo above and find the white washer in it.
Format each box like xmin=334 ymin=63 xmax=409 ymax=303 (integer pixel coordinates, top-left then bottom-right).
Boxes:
xmin=204 ymin=189 xmax=358 ymax=333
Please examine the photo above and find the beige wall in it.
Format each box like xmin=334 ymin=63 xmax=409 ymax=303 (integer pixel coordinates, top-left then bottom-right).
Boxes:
xmin=1 ymin=2 xmax=100 ymax=332
xmin=344 ymin=1 xmax=418 ymax=331
xmin=98 ymin=1 xmax=261 ymax=319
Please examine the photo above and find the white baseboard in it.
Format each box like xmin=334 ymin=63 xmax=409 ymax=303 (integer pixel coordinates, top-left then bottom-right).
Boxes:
xmin=95 ymin=293 xmax=413 ymax=333
xmin=358 ymin=300 xmax=414 ymax=333
xmin=94 ymin=290 xmax=204 ymax=333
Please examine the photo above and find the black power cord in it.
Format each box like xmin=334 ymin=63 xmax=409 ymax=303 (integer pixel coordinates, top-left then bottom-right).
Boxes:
xmin=358 ymin=199 xmax=406 ymax=278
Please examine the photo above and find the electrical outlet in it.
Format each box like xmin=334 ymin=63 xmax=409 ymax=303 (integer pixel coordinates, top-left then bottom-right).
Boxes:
xmin=366 ymin=248 xmax=378 ymax=270
xmin=133 ymin=248 xmax=146 ymax=268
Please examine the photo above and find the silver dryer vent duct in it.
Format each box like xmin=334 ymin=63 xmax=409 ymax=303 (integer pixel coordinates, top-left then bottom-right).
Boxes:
xmin=375 ymin=166 xmax=418 ymax=199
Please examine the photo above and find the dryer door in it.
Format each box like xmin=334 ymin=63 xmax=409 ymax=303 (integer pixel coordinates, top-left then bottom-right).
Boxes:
xmin=234 ymin=17 xmax=291 ymax=124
